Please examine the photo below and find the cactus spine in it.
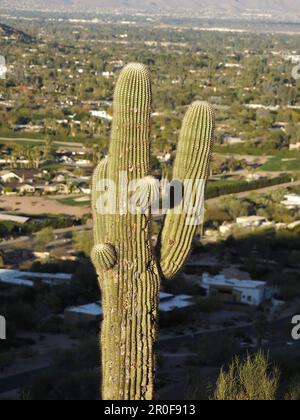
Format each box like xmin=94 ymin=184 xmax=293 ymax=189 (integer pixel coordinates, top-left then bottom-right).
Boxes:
xmin=92 ymin=63 xmax=215 ymax=400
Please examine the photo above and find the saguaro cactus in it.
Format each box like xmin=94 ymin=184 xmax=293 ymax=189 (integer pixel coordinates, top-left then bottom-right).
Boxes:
xmin=91 ymin=63 xmax=215 ymax=400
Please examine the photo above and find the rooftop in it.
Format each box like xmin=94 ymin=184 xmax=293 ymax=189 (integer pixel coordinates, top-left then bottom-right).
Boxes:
xmin=65 ymin=292 xmax=194 ymax=317
xmin=0 ymin=269 xmax=73 ymax=287
xmin=202 ymin=273 xmax=266 ymax=290
xmin=0 ymin=213 xmax=30 ymax=224
xmin=67 ymin=302 xmax=103 ymax=316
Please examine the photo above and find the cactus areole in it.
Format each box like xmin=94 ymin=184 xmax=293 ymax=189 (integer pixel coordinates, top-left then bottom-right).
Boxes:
xmin=91 ymin=63 xmax=215 ymax=400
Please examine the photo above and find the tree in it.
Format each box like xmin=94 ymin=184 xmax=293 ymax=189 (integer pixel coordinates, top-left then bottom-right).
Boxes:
xmin=43 ymin=136 xmax=53 ymax=160
xmin=36 ymin=227 xmax=55 ymax=248
xmin=73 ymin=231 xmax=93 ymax=257
xmin=285 ymin=377 xmax=300 ymax=400
xmin=213 ymin=352 xmax=280 ymax=401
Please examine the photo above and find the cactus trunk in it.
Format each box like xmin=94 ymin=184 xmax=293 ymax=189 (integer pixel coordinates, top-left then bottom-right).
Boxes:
xmin=92 ymin=63 xmax=215 ymax=400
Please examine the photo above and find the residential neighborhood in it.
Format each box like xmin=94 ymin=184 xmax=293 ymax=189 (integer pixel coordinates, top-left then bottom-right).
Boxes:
xmin=0 ymin=3 xmax=300 ymax=401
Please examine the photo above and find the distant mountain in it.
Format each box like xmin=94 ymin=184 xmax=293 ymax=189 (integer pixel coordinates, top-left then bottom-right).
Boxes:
xmin=0 ymin=22 xmax=35 ymax=43
xmin=1 ymin=0 xmax=300 ymax=17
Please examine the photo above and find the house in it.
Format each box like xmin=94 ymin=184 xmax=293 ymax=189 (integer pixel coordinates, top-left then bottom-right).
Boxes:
xmin=79 ymin=186 xmax=91 ymax=195
xmin=157 ymin=153 xmax=172 ymax=163
xmin=0 ymin=171 xmax=23 ymax=184
xmin=159 ymin=293 xmax=194 ymax=312
xmin=76 ymin=159 xmax=92 ymax=166
xmin=290 ymin=142 xmax=300 ymax=151
xmin=224 ymin=63 xmax=242 ymax=68
xmin=201 ymin=273 xmax=267 ymax=306
xmin=236 ymin=216 xmax=269 ymax=229
xmin=90 ymin=110 xmax=112 ymax=122
xmin=53 ymin=174 xmax=66 ymax=183
xmin=58 ymin=155 xmax=74 ymax=165
xmin=246 ymin=173 xmax=263 ymax=182
xmin=272 ymin=122 xmax=288 ymax=131
xmin=55 ymin=183 xmax=70 ymax=195
xmin=102 ymin=71 xmax=114 ymax=78
xmin=78 ymin=182 xmax=91 ymax=195
xmin=0 ymin=214 xmax=30 ymax=224
xmin=0 ymin=269 xmax=73 ymax=288
xmin=219 ymin=222 xmax=235 ymax=235
xmin=245 ymin=104 xmax=280 ymax=112
xmin=281 ymin=194 xmax=300 ymax=209
xmin=65 ymin=302 xmax=103 ymax=324
xmin=288 ymin=220 xmax=300 ymax=230
xmin=64 ymin=292 xmax=194 ymax=324
xmin=222 ymin=136 xmax=245 ymax=145
xmin=35 ymin=184 xmax=57 ymax=194
xmin=219 ymin=216 xmax=273 ymax=235
xmin=18 ymin=184 xmax=36 ymax=194
xmin=286 ymin=55 xmax=300 ymax=64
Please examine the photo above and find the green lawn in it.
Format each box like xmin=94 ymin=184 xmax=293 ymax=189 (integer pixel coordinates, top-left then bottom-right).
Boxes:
xmin=261 ymin=152 xmax=300 ymax=172
xmin=41 ymin=162 xmax=65 ymax=171
xmin=213 ymin=145 xmax=273 ymax=156
xmin=0 ymin=139 xmax=45 ymax=147
xmin=58 ymin=197 xmax=90 ymax=207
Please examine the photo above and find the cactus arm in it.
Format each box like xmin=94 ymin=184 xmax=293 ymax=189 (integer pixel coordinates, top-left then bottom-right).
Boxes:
xmin=158 ymin=102 xmax=215 ymax=280
xmin=92 ymin=158 xmax=108 ymax=246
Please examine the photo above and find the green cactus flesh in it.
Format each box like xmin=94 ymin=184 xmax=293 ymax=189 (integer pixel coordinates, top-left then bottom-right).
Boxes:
xmin=159 ymin=101 xmax=215 ymax=280
xmin=91 ymin=63 xmax=215 ymax=400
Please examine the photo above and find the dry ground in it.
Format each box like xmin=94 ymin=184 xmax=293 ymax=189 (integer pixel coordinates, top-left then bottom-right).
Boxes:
xmin=0 ymin=195 xmax=90 ymax=217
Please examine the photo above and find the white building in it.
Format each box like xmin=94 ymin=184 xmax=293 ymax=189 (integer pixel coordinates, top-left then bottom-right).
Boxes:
xmin=157 ymin=152 xmax=172 ymax=163
xmin=290 ymin=142 xmax=300 ymax=151
xmin=236 ymin=216 xmax=269 ymax=229
xmin=201 ymin=273 xmax=267 ymax=306
xmin=281 ymin=194 xmax=300 ymax=209
xmin=0 ymin=269 xmax=73 ymax=288
xmin=64 ymin=292 xmax=194 ymax=323
xmin=286 ymin=55 xmax=300 ymax=64
xmin=223 ymin=136 xmax=245 ymax=145
xmin=0 ymin=171 xmax=23 ymax=183
xmin=0 ymin=214 xmax=29 ymax=224
xmin=76 ymin=159 xmax=91 ymax=167
xmin=102 ymin=71 xmax=114 ymax=78
xmin=90 ymin=110 xmax=112 ymax=121
xmin=219 ymin=216 xmax=273 ymax=235
xmin=65 ymin=302 xmax=103 ymax=323
xmin=18 ymin=184 xmax=36 ymax=194
xmin=159 ymin=293 xmax=194 ymax=312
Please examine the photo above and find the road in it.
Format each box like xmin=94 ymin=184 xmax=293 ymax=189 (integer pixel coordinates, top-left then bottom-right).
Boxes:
xmin=0 ymin=137 xmax=85 ymax=149
xmin=0 ymin=224 xmax=91 ymax=249
xmin=206 ymin=180 xmax=300 ymax=205
xmin=0 ymin=316 xmax=299 ymax=396
xmin=158 ymin=316 xmax=299 ymax=350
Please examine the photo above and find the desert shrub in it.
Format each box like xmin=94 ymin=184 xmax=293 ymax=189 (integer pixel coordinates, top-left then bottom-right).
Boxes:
xmin=213 ymin=352 xmax=280 ymax=400
xmin=285 ymin=376 xmax=300 ymax=400
xmin=73 ymin=230 xmax=93 ymax=256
